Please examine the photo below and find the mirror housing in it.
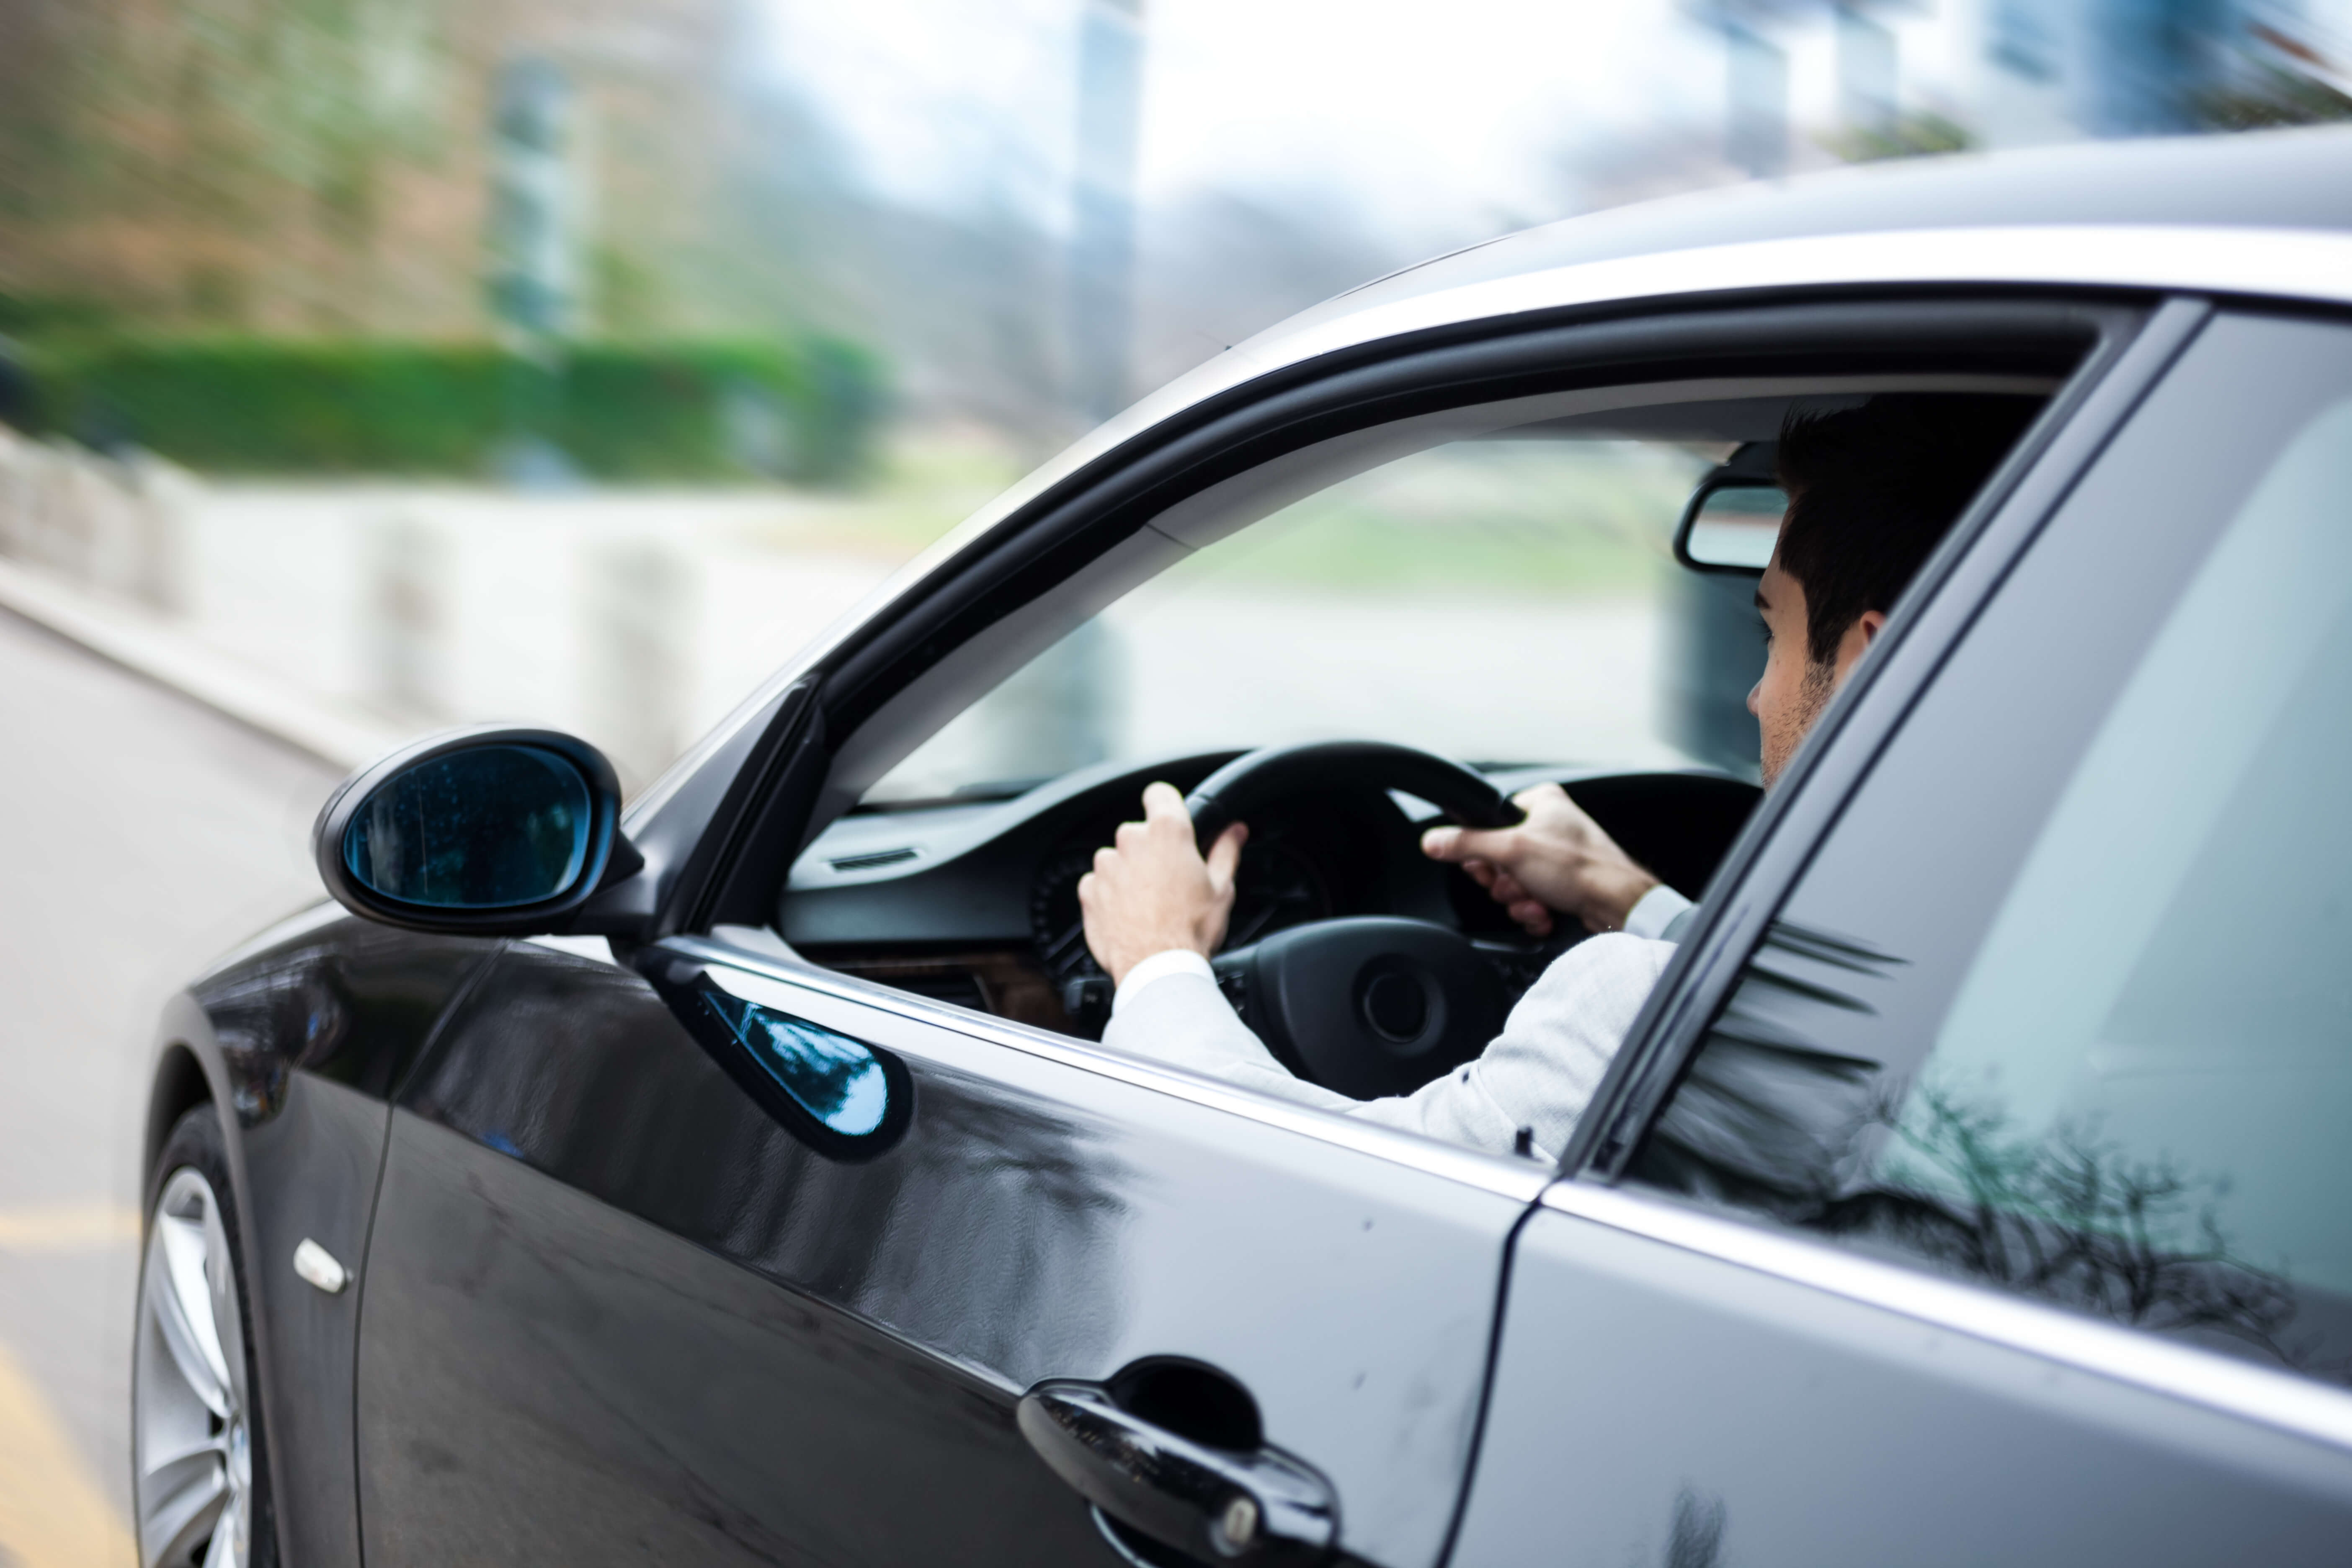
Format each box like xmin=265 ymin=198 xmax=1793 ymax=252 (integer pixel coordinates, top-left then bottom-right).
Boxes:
xmin=1674 ymin=441 xmax=1784 ymax=575
xmin=312 ymin=726 xmax=643 ymax=935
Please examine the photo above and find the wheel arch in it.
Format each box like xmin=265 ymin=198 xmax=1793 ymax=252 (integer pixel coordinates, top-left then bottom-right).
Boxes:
xmin=144 ymin=993 xmax=232 ymax=1197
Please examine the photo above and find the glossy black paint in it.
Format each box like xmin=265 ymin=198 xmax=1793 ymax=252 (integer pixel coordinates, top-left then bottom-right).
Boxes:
xmin=1455 ymin=1205 xmax=2352 ymax=1566
xmin=175 ymin=907 xmax=506 ymax=1122
xmin=357 ymin=938 xmax=1527 ymax=1566
xmin=1016 ymin=1380 xmax=1337 ymax=1563
xmin=361 ymin=1105 xmax=1108 ymax=1565
xmin=155 ymin=908 xmax=503 ymax=1568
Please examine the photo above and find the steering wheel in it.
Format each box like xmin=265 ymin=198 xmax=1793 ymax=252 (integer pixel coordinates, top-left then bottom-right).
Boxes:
xmin=1185 ymin=742 xmax=1527 ymax=1101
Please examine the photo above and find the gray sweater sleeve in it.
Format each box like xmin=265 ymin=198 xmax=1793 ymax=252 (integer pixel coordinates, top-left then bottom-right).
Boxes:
xmin=1099 ymin=933 xmax=1676 ymax=1161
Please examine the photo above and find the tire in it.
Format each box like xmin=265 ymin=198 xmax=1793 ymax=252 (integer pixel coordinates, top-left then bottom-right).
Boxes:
xmin=132 ymin=1104 xmax=279 ymax=1568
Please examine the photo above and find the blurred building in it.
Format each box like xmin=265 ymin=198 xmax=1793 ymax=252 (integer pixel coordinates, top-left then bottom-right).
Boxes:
xmin=1688 ymin=0 xmax=2352 ymax=177
xmin=0 ymin=0 xmax=785 ymax=339
xmin=4 ymin=0 xmax=2345 ymax=455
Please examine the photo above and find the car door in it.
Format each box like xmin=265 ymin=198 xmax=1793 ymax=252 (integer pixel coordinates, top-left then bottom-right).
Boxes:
xmin=1455 ymin=307 xmax=2352 ymax=1564
xmin=353 ymin=923 xmax=1541 ymax=1567
xmin=347 ymin=290 xmax=2136 ymax=1568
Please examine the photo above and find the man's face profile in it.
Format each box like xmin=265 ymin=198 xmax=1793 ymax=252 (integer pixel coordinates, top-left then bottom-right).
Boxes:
xmin=1748 ymin=535 xmax=1884 ymax=789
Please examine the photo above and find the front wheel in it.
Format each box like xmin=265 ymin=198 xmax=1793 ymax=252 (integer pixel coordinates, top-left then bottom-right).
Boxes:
xmin=133 ymin=1105 xmax=276 ymax=1568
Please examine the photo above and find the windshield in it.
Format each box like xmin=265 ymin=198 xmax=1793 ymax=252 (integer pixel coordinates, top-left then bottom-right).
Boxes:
xmin=864 ymin=435 xmax=1731 ymax=807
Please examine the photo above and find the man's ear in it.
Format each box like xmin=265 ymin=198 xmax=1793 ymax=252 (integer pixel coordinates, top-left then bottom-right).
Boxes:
xmin=1831 ymin=609 xmax=1888 ymax=689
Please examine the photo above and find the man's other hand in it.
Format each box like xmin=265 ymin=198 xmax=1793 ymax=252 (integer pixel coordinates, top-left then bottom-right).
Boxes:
xmin=1420 ymin=782 xmax=1660 ymax=937
xmin=1080 ymin=782 xmax=1250 ymax=985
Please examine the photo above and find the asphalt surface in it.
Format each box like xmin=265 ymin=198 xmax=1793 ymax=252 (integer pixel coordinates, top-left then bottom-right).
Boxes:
xmin=0 ymin=606 xmax=338 ymax=1565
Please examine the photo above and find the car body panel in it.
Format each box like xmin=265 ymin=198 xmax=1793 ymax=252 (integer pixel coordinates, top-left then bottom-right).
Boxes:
xmin=354 ymin=936 xmax=1533 ymax=1567
xmin=360 ymin=1106 xmax=1114 ymax=1566
xmin=1455 ymin=1203 xmax=2352 ymax=1568
xmin=149 ymin=916 xmax=503 ymax=1568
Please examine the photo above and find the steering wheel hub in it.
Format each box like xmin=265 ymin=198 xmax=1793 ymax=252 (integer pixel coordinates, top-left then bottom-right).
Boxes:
xmin=1216 ymin=917 xmax=1506 ymax=1099
xmin=1359 ymin=963 xmax=1432 ymax=1045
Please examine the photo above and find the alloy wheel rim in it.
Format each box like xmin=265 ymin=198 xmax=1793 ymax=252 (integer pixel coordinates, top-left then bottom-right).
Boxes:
xmin=133 ymin=1167 xmax=253 ymax=1568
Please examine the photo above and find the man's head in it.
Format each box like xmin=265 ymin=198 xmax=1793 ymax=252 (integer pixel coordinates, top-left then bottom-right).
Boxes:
xmin=1749 ymin=393 xmax=2036 ymax=785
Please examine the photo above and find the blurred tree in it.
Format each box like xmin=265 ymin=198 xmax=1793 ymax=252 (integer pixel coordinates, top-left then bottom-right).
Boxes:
xmin=0 ymin=0 xmax=852 ymax=343
xmin=0 ymin=0 xmax=1130 ymax=452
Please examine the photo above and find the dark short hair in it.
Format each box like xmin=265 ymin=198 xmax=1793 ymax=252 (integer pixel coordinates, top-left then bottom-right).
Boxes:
xmin=1774 ymin=394 xmax=2038 ymax=664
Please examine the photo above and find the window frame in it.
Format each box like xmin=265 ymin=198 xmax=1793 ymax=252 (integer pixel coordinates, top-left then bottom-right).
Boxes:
xmin=1548 ymin=298 xmax=2352 ymax=1454
xmin=682 ymin=296 xmax=2138 ymax=935
xmin=1563 ymin=294 xmax=2205 ymax=1179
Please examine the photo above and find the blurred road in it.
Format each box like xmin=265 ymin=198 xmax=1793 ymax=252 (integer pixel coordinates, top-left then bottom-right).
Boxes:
xmin=0 ymin=607 xmax=337 ymax=1566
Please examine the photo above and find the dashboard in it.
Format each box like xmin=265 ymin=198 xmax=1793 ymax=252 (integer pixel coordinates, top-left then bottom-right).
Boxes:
xmin=782 ymin=751 xmax=1759 ymax=1039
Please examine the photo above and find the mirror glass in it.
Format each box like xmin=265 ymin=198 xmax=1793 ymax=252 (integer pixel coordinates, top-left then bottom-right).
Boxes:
xmin=697 ymin=990 xmax=891 ymax=1137
xmin=1684 ymin=481 xmax=1785 ymax=571
xmin=343 ymin=744 xmax=592 ymax=908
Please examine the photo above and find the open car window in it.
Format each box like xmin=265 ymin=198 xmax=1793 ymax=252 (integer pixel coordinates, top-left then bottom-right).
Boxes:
xmin=853 ymin=378 xmax=2052 ymax=813
xmin=787 ymin=377 xmax=2055 ymax=1061
xmin=862 ymin=433 xmax=1719 ymax=809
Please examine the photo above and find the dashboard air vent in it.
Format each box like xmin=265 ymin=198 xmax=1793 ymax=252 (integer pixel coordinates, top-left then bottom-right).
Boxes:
xmin=830 ymin=847 xmax=918 ymax=873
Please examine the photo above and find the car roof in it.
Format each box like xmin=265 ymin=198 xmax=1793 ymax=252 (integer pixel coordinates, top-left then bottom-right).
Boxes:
xmin=1340 ymin=124 xmax=2352 ymax=319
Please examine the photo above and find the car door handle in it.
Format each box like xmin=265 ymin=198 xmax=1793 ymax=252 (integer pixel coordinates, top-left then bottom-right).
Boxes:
xmin=1017 ymin=1380 xmax=1337 ymax=1563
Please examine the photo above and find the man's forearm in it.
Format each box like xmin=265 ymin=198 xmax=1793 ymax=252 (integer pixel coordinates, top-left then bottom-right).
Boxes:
xmin=1104 ymin=961 xmax=1359 ymax=1112
xmin=1104 ymin=932 xmax=1676 ymax=1162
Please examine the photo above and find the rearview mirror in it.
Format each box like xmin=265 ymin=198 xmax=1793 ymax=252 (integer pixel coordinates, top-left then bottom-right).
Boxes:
xmin=1674 ymin=475 xmax=1785 ymax=574
xmin=313 ymin=727 xmax=640 ymax=933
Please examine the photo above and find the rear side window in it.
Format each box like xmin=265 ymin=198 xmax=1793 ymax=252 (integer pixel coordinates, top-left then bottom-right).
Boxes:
xmin=1628 ymin=313 xmax=2352 ymax=1387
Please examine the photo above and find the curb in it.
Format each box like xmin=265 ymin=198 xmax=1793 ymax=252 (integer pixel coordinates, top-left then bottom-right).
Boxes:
xmin=0 ymin=556 xmax=407 ymax=773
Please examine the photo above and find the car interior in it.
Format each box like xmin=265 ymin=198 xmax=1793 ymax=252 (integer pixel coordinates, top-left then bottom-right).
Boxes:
xmin=774 ymin=369 xmax=2062 ymax=1091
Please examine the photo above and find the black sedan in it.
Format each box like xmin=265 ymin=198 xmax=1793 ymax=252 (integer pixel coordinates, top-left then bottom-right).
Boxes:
xmin=135 ymin=127 xmax=2352 ymax=1568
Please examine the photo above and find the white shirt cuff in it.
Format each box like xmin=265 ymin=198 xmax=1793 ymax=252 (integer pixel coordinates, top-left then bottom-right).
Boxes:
xmin=1113 ymin=949 xmax=1216 ymax=1014
xmin=1624 ymin=884 xmax=1693 ymax=941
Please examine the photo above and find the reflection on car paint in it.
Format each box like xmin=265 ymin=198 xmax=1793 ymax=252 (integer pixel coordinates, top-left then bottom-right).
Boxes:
xmin=188 ymin=910 xmax=503 ymax=1119
xmin=406 ymin=948 xmax=1133 ymax=1380
xmin=1634 ymin=918 xmax=2342 ymax=1384
xmin=696 ymin=989 xmax=890 ymax=1136
xmin=1665 ymin=1488 xmax=1729 ymax=1568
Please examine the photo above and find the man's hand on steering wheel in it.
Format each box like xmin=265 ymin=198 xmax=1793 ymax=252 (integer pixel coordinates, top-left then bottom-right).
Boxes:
xmin=1080 ymin=782 xmax=1250 ymax=985
xmin=1421 ymin=782 xmax=1660 ymax=938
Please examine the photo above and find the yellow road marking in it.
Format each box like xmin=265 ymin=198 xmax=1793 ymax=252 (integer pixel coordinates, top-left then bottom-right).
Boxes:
xmin=0 ymin=1336 xmax=135 ymax=1567
xmin=0 ymin=1202 xmax=141 ymax=1251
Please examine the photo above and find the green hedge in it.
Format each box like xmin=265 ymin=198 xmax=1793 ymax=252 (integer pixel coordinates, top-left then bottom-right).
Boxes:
xmin=20 ymin=335 xmax=887 ymax=483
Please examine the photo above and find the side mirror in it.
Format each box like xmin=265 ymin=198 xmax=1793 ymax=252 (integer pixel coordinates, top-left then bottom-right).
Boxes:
xmin=312 ymin=727 xmax=643 ymax=934
xmin=1674 ymin=474 xmax=1785 ymax=575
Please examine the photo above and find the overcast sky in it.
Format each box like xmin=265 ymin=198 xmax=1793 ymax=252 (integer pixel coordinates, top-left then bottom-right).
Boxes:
xmin=758 ymin=0 xmax=1736 ymax=246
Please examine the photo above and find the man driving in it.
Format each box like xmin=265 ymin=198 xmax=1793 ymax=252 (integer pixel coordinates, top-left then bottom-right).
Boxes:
xmin=1079 ymin=395 xmax=2030 ymax=1158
